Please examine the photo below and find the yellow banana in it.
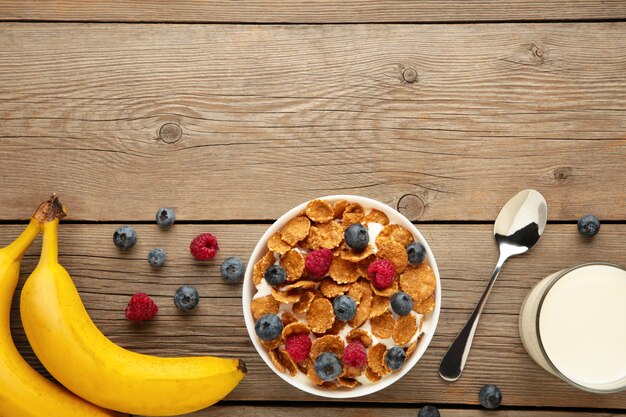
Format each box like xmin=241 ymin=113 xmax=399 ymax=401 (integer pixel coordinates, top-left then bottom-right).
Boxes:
xmin=21 ymin=208 xmax=247 ymax=416
xmin=0 ymin=196 xmax=124 ymax=417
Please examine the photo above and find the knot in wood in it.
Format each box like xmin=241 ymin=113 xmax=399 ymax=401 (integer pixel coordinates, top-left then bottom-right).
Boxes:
xmin=552 ymin=166 xmax=573 ymax=184
xmin=402 ymin=68 xmax=418 ymax=83
xmin=397 ymin=194 xmax=425 ymax=220
xmin=159 ymin=123 xmax=182 ymax=144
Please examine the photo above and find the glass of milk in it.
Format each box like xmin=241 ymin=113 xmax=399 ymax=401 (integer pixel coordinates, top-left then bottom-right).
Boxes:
xmin=519 ymin=262 xmax=626 ymax=393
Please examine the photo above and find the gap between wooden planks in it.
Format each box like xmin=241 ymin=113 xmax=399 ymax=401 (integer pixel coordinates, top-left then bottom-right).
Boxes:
xmin=3 ymin=223 xmax=625 ymax=409
xmin=1 ymin=0 xmax=626 ymax=23
xmin=0 ymin=23 xmax=625 ymax=222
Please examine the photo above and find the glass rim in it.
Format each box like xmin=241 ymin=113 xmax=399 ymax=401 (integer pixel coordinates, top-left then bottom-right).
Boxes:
xmin=535 ymin=262 xmax=626 ymax=394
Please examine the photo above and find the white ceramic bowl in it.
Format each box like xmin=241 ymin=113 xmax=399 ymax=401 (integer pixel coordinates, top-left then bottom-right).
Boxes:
xmin=242 ymin=195 xmax=441 ymax=398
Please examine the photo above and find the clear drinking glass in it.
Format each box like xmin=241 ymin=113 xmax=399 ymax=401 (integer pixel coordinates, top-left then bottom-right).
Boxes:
xmin=519 ymin=262 xmax=626 ymax=393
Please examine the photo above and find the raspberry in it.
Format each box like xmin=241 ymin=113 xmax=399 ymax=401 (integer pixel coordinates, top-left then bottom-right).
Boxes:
xmin=368 ymin=258 xmax=396 ymax=289
xmin=190 ymin=233 xmax=219 ymax=260
xmin=284 ymin=333 xmax=312 ymax=363
xmin=305 ymin=248 xmax=333 ymax=279
xmin=125 ymin=293 xmax=158 ymax=321
xmin=343 ymin=340 xmax=366 ymax=368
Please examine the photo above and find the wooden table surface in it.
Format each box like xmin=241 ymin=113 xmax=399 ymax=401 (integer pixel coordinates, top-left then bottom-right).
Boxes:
xmin=1 ymin=2 xmax=625 ymax=416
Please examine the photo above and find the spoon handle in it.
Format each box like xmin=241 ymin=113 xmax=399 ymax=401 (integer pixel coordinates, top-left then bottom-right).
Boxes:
xmin=439 ymin=253 xmax=508 ymax=381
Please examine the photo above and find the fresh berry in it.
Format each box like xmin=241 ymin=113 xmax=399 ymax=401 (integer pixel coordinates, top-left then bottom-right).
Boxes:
xmin=479 ymin=384 xmax=503 ymax=409
xmin=113 ymin=226 xmax=137 ymax=250
xmin=285 ymin=333 xmax=312 ymax=363
xmin=173 ymin=285 xmax=199 ymax=311
xmin=367 ymin=259 xmax=396 ymax=289
xmin=305 ymin=248 xmax=333 ymax=279
xmin=333 ymin=295 xmax=357 ymax=321
xmin=344 ymin=223 xmax=369 ymax=251
xmin=125 ymin=293 xmax=158 ymax=321
xmin=342 ymin=340 xmax=366 ymax=368
xmin=407 ymin=241 xmax=426 ymax=264
xmin=220 ymin=257 xmax=245 ymax=284
xmin=577 ymin=214 xmax=601 ymax=237
xmin=190 ymin=233 xmax=219 ymax=260
xmin=155 ymin=208 xmax=175 ymax=227
xmin=384 ymin=346 xmax=406 ymax=371
xmin=264 ymin=265 xmax=286 ymax=286
xmin=390 ymin=291 xmax=414 ymax=316
xmin=254 ymin=313 xmax=283 ymax=341
xmin=147 ymin=248 xmax=166 ymax=267
xmin=418 ymin=405 xmax=441 ymax=417
xmin=313 ymin=352 xmax=342 ymax=381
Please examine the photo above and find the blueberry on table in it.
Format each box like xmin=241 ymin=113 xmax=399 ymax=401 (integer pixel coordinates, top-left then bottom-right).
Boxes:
xmin=479 ymin=384 xmax=502 ymax=409
xmin=147 ymin=248 xmax=166 ymax=267
xmin=113 ymin=226 xmax=137 ymax=250
xmin=407 ymin=241 xmax=426 ymax=264
xmin=255 ymin=314 xmax=283 ymax=341
xmin=314 ymin=352 xmax=342 ymax=381
xmin=577 ymin=214 xmax=600 ymax=237
xmin=174 ymin=285 xmax=199 ymax=311
xmin=156 ymin=208 xmax=175 ymax=227
xmin=220 ymin=257 xmax=245 ymax=284
xmin=418 ymin=405 xmax=440 ymax=417
xmin=344 ymin=223 xmax=369 ymax=251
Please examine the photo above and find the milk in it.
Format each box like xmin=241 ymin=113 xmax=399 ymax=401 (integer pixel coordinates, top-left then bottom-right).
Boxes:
xmin=519 ymin=263 xmax=626 ymax=392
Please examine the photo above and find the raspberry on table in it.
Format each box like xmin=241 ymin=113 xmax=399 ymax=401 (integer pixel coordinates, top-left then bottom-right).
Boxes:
xmin=343 ymin=340 xmax=366 ymax=368
xmin=125 ymin=293 xmax=158 ymax=321
xmin=190 ymin=232 xmax=219 ymax=260
xmin=285 ymin=333 xmax=312 ymax=363
xmin=367 ymin=258 xmax=396 ymax=289
xmin=305 ymin=248 xmax=333 ymax=279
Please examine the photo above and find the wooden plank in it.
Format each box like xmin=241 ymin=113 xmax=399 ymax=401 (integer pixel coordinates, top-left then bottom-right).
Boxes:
xmin=4 ymin=223 xmax=625 ymax=409
xmin=1 ymin=1 xmax=626 ymax=23
xmin=184 ymin=406 xmax=622 ymax=417
xmin=1 ymin=23 xmax=625 ymax=222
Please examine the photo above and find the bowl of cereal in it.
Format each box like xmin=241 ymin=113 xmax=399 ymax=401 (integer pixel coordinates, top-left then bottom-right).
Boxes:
xmin=242 ymin=195 xmax=441 ymax=398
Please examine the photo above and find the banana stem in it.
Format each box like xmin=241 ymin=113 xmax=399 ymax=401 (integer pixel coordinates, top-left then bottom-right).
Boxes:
xmin=40 ymin=220 xmax=60 ymax=265
xmin=3 ymin=219 xmax=40 ymax=260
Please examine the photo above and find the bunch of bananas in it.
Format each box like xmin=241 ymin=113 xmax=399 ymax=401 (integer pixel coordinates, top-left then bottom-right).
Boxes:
xmin=0 ymin=195 xmax=246 ymax=417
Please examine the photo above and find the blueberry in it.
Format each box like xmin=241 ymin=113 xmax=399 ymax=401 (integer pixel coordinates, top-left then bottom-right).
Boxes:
xmin=113 ymin=226 xmax=137 ymax=250
xmin=147 ymin=248 xmax=166 ymax=267
xmin=174 ymin=285 xmax=199 ymax=311
xmin=313 ymin=352 xmax=342 ymax=381
xmin=220 ymin=257 xmax=245 ymax=284
xmin=333 ymin=295 xmax=357 ymax=321
xmin=577 ymin=214 xmax=600 ymax=237
xmin=479 ymin=384 xmax=502 ymax=409
xmin=255 ymin=313 xmax=283 ymax=341
xmin=384 ymin=346 xmax=406 ymax=371
xmin=418 ymin=405 xmax=440 ymax=417
xmin=264 ymin=265 xmax=286 ymax=286
xmin=156 ymin=208 xmax=176 ymax=228
xmin=407 ymin=241 xmax=426 ymax=264
xmin=344 ymin=223 xmax=369 ymax=251
xmin=390 ymin=291 xmax=414 ymax=316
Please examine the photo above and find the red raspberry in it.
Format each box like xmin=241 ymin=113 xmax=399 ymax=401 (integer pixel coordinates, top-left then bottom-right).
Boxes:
xmin=343 ymin=340 xmax=367 ymax=368
xmin=125 ymin=293 xmax=158 ymax=321
xmin=305 ymin=248 xmax=333 ymax=279
xmin=368 ymin=259 xmax=396 ymax=289
xmin=284 ymin=333 xmax=312 ymax=363
xmin=190 ymin=233 xmax=219 ymax=260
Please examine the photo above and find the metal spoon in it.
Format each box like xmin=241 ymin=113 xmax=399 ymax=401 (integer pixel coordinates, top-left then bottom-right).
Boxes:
xmin=439 ymin=189 xmax=547 ymax=381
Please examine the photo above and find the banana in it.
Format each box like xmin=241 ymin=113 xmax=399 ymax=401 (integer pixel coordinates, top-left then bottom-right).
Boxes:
xmin=21 ymin=208 xmax=247 ymax=416
xmin=0 ymin=196 xmax=124 ymax=417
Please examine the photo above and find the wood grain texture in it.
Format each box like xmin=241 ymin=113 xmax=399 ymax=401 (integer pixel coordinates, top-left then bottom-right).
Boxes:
xmin=0 ymin=23 xmax=625 ymax=222
xmin=185 ymin=406 xmax=624 ymax=417
xmin=3 ymin=223 xmax=625 ymax=409
xmin=1 ymin=1 xmax=626 ymax=23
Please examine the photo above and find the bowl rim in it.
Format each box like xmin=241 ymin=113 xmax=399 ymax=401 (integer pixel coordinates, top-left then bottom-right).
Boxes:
xmin=242 ymin=195 xmax=442 ymax=398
